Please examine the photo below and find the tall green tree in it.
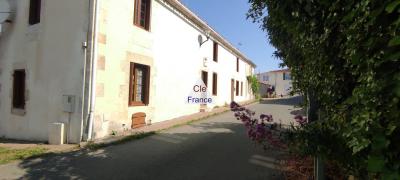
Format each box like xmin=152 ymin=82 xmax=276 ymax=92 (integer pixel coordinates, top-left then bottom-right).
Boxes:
xmin=247 ymin=0 xmax=400 ymax=178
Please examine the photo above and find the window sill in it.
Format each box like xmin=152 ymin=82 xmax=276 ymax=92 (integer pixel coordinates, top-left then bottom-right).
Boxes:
xmin=129 ymin=102 xmax=148 ymax=107
xmin=11 ymin=108 xmax=26 ymax=116
xmin=27 ymin=23 xmax=40 ymax=32
xmin=133 ymin=24 xmax=150 ymax=32
xmin=26 ymin=23 xmax=41 ymax=41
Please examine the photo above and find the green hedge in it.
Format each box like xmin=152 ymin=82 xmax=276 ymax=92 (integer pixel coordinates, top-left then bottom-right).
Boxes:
xmin=248 ymin=0 xmax=400 ymax=178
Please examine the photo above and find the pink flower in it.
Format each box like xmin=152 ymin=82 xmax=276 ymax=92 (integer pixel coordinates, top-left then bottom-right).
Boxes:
xmin=230 ymin=102 xmax=285 ymax=150
xmin=230 ymin=101 xmax=240 ymax=109
xmin=260 ymin=114 xmax=273 ymax=122
xmin=294 ymin=115 xmax=307 ymax=125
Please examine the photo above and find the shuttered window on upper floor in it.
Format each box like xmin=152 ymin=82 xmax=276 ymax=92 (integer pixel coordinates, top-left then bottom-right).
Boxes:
xmin=213 ymin=42 xmax=218 ymax=62
xmin=236 ymin=57 xmax=239 ymax=72
xmin=134 ymin=0 xmax=151 ymax=30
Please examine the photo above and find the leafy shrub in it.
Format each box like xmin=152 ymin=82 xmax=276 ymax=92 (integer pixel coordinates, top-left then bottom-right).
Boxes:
xmin=247 ymin=75 xmax=260 ymax=96
xmin=247 ymin=0 xmax=400 ymax=178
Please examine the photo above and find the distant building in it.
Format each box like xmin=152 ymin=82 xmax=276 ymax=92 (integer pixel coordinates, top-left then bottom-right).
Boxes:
xmin=257 ymin=69 xmax=292 ymax=97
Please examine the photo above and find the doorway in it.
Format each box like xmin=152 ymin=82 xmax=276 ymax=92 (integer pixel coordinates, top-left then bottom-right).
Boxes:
xmin=231 ymin=79 xmax=235 ymax=102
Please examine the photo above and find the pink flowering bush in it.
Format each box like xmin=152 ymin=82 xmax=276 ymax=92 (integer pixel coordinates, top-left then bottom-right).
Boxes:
xmin=294 ymin=115 xmax=308 ymax=126
xmin=231 ymin=102 xmax=348 ymax=179
xmin=230 ymin=100 xmax=320 ymax=152
xmin=230 ymin=101 xmax=286 ymax=149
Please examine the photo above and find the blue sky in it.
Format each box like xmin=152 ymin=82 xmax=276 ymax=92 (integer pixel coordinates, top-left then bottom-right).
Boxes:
xmin=180 ymin=0 xmax=282 ymax=73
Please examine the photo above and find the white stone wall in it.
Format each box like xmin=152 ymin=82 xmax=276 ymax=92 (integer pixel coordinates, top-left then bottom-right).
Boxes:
xmin=0 ymin=0 xmax=89 ymax=143
xmin=92 ymin=0 xmax=255 ymax=138
xmin=151 ymin=0 xmax=254 ymax=122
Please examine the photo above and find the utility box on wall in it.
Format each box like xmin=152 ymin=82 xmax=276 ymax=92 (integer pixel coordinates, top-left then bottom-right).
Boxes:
xmin=62 ymin=95 xmax=75 ymax=113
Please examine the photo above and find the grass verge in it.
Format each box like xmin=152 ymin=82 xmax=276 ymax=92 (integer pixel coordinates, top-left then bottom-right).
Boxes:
xmin=85 ymin=131 xmax=156 ymax=150
xmin=0 ymin=147 xmax=48 ymax=165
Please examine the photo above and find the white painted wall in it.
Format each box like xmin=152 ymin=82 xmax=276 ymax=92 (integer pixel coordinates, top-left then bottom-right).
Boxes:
xmin=151 ymin=1 xmax=254 ymax=123
xmin=0 ymin=0 xmax=89 ymax=143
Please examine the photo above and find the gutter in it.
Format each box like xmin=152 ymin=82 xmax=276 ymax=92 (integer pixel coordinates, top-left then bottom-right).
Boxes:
xmin=82 ymin=0 xmax=99 ymax=141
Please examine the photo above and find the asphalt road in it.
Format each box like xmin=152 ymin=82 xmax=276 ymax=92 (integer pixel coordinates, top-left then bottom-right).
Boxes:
xmin=0 ymin=96 xmax=303 ymax=180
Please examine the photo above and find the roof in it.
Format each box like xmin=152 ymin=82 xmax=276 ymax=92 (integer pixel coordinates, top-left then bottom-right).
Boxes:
xmin=269 ymin=69 xmax=290 ymax=73
xmin=162 ymin=0 xmax=256 ymax=68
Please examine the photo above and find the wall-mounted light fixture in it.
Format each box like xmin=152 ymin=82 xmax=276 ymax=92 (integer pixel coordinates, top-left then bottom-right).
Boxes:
xmin=198 ymin=30 xmax=211 ymax=47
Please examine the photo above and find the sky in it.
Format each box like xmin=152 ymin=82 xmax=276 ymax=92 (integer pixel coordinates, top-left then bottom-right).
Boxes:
xmin=180 ymin=0 xmax=282 ymax=73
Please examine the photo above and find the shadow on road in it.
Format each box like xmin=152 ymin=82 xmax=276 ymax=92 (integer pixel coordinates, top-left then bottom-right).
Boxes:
xmin=290 ymin=109 xmax=306 ymax=116
xmin=259 ymin=96 xmax=303 ymax=106
xmin=15 ymin=119 xmax=284 ymax=180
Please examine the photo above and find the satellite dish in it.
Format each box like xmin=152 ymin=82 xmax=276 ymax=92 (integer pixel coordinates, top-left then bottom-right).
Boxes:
xmin=0 ymin=0 xmax=11 ymax=23
xmin=198 ymin=35 xmax=203 ymax=46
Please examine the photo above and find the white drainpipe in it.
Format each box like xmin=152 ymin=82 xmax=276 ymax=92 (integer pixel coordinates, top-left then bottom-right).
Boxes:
xmin=82 ymin=0 xmax=99 ymax=141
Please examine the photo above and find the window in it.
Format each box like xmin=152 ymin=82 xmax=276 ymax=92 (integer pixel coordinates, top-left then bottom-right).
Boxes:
xmin=201 ymin=71 xmax=208 ymax=87
xmin=12 ymin=70 xmax=26 ymax=110
xmin=236 ymin=57 xmax=239 ymax=72
xmin=236 ymin=80 xmax=239 ymax=96
xmin=263 ymin=75 xmax=269 ymax=81
xmin=283 ymin=72 xmax=291 ymax=80
xmin=134 ymin=0 xmax=151 ymax=30
xmin=212 ymin=73 xmax=217 ymax=95
xmin=29 ymin=0 xmax=41 ymax=25
xmin=129 ymin=63 xmax=150 ymax=106
xmin=240 ymin=82 xmax=243 ymax=96
xmin=213 ymin=41 xmax=218 ymax=62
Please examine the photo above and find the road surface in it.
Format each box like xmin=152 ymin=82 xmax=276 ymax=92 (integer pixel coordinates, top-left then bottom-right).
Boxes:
xmin=0 ymin=96 xmax=303 ymax=180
